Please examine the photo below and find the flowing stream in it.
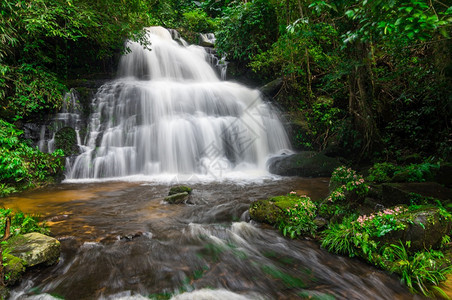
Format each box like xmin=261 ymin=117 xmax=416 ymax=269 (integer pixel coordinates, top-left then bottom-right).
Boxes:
xmin=1 ymin=179 xmax=419 ymax=300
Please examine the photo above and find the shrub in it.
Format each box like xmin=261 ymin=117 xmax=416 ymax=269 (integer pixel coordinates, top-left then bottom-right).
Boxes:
xmin=367 ymin=162 xmax=400 ymax=183
xmin=0 ymin=120 xmax=65 ymax=190
xmin=327 ymin=166 xmax=369 ymax=203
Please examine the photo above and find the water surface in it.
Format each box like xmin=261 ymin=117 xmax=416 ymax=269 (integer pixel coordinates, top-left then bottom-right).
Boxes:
xmin=2 ymin=178 xmax=420 ymax=300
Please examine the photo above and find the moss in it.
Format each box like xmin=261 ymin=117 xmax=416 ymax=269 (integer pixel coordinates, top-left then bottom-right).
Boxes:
xmin=249 ymin=195 xmax=302 ymax=225
xmin=168 ymin=186 xmax=192 ymax=195
xmin=54 ymin=127 xmax=78 ymax=156
xmin=3 ymin=253 xmax=25 ymax=285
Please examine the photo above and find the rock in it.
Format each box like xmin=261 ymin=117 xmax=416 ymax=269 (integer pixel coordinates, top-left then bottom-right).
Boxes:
xmin=259 ymin=78 xmax=283 ymax=98
xmin=379 ymin=182 xmax=451 ymax=206
xmin=376 ymin=207 xmax=452 ymax=252
xmin=199 ymin=33 xmax=214 ymax=47
xmin=249 ymin=199 xmax=284 ymax=225
xmin=267 ymin=151 xmax=341 ymax=177
xmin=435 ymin=162 xmax=452 ymax=187
xmin=169 ymin=185 xmax=192 ymax=195
xmin=165 ymin=192 xmax=189 ymax=204
xmin=3 ymin=253 xmax=25 ymax=285
xmin=54 ymin=127 xmax=79 ymax=156
xmin=313 ymin=217 xmax=328 ymax=230
xmin=7 ymin=233 xmax=60 ymax=267
xmin=0 ymin=286 xmax=9 ymax=299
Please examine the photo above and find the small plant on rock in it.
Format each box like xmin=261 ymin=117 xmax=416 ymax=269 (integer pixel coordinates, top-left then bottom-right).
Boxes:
xmin=327 ymin=166 xmax=369 ymax=203
xmin=277 ymin=192 xmax=317 ymax=239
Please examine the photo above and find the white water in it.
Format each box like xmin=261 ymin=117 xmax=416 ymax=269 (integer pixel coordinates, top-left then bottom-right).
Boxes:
xmin=67 ymin=27 xmax=290 ymax=180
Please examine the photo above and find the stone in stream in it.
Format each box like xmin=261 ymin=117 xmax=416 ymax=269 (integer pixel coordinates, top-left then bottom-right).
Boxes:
xmin=165 ymin=192 xmax=189 ymax=204
xmin=168 ymin=185 xmax=192 ymax=195
xmin=6 ymin=232 xmax=61 ymax=267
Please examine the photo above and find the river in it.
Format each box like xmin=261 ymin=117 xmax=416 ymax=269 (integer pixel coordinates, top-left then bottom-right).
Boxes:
xmin=1 ymin=177 xmax=420 ymax=300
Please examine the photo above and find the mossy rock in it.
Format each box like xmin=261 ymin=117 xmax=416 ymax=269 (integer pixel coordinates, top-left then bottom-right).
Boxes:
xmin=169 ymin=186 xmax=192 ymax=196
xmin=3 ymin=253 xmax=25 ymax=286
xmin=249 ymin=195 xmax=302 ymax=225
xmin=6 ymin=233 xmax=60 ymax=267
xmin=54 ymin=127 xmax=79 ymax=156
xmin=164 ymin=192 xmax=189 ymax=204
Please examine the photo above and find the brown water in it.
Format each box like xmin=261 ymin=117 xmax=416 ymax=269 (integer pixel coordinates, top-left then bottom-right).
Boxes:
xmin=2 ymin=178 xmax=421 ymax=300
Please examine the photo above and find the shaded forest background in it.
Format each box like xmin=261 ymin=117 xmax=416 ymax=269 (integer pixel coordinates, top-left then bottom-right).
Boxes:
xmin=0 ymin=0 xmax=451 ymax=192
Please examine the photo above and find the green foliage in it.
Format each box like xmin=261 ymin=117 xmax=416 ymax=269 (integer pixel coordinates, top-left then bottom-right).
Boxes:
xmin=182 ymin=9 xmax=219 ymax=33
xmin=0 ymin=120 xmax=64 ymax=191
xmin=367 ymin=162 xmax=399 ymax=183
xmin=327 ymin=166 xmax=369 ymax=203
xmin=216 ymin=0 xmax=278 ymax=62
xmin=277 ymin=192 xmax=317 ymax=238
xmin=355 ymin=206 xmax=409 ymax=238
xmin=293 ymin=98 xmax=344 ymax=151
xmin=383 ymin=242 xmax=452 ymax=297
xmin=321 ymin=203 xmax=452 ymax=296
xmin=367 ymin=161 xmax=440 ymax=183
xmin=0 ymin=208 xmax=49 ymax=236
xmin=2 ymin=64 xmax=66 ymax=121
xmin=393 ymin=162 xmax=439 ymax=182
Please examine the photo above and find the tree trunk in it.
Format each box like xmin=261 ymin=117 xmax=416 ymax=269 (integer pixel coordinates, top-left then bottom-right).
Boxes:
xmin=347 ymin=41 xmax=380 ymax=155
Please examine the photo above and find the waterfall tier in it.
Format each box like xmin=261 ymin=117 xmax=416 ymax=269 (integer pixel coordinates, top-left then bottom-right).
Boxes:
xmin=67 ymin=27 xmax=290 ymax=180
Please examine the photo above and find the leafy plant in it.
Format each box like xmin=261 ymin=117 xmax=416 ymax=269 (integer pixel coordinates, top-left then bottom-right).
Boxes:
xmin=367 ymin=162 xmax=400 ymax=183
xmin=0 ymin=208 xmax=48 ymax=236
xmin=0 ymin=120 xmax=64 ymax=190
xmin=327 ymin=166 xmax=369 ymax=203
xmin=277 ymin=192 xmax=317 ymax=238
xmin=383 ymin=242 xmax=452 ymax=297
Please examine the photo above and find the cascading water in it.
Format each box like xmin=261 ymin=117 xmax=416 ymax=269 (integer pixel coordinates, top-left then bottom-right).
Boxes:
xmin=67 ymin=27 xmax=290 ymax=180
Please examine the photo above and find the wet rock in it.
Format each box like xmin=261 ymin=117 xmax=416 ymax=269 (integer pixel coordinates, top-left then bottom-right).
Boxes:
xmin=268 ymin=151 xmax=341 ymax=177
xmin=259 ymin=78 xmax=283 ymax=98
xmin=54 ymin=127 xmax=79 ymax=156
xmin=119 ymin=232 xmax=143 ymax=241
xmin=165 ymin=192 xmax=189 ymax=204
xmin=7 ymin=233 xmax=61 ymax=267
xmin=199 ymin=34 xmax=214 ymax=47
xmin=169 ymin=185 xmax=192 ymax=196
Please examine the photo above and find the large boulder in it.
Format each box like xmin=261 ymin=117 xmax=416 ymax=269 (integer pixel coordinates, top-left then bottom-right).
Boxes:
xmin=7 ymin=233 xmax=60 ymax=267
xmin=267 ymin=151 xmax=341 ymax=177
xmin=378 ymin=182 xmax=451 ymax=206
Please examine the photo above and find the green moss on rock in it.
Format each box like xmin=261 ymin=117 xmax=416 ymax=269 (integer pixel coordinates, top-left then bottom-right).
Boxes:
xmin=54 ymin=127 xmax=78 ymax=156
xmin=6 ymin=232 xmax=60 ymax=267
xmin=169 ymin=186 xmax=192 ymax=195
xmin=249 ymin=195 xmax=302 ymax=225
xmin=3 ymin=253 xmax=25 ymax=285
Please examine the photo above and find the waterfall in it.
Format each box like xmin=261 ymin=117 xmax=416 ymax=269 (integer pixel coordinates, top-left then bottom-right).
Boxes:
xmin=67 ymin=26 xmax=290 ymax=180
